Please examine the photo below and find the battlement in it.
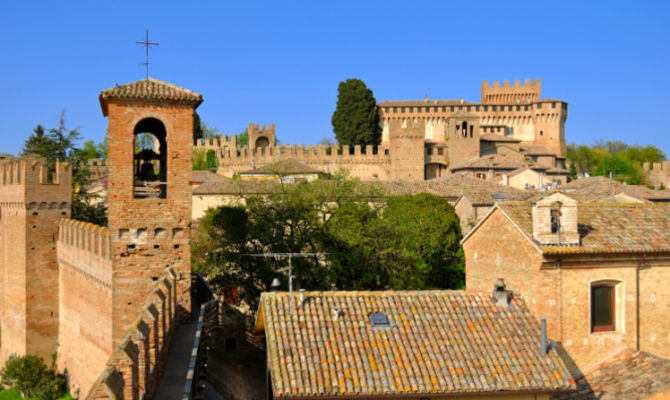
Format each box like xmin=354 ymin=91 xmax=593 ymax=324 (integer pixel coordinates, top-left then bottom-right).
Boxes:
xmin=59 ymin=219 xmax=112 ymax=259
xmin=644 ymin=161 xmax=670 ymax=171
xmin=481 ymin=79 xmax=541 ymax=104
xmin=219 ymin=142 xmax=389 ymax=161
xmin=194 ymin=134 xmax=238 ymax=148
xmin=0 ymin=157 xmax=71 ymax=187
xmin=388 ymin=118 xmax=426 ymax=138
xmin=249 ymin=122 xmax=275 ymax=138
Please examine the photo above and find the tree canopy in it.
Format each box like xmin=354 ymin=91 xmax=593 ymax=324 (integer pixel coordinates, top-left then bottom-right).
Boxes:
xmin=331 ymin=79 xmax=382 ymax=146
xmin=566 ymin=140 xmax=666 ymax=185
xmin=192 ymin=173 xmax=465 ymax=308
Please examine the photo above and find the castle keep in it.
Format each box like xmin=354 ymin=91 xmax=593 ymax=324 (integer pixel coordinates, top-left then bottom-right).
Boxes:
xmin=0 ymin=78 xmax=201 ymax=399
xmin=200 ymin=79 xmax=567 ymax=181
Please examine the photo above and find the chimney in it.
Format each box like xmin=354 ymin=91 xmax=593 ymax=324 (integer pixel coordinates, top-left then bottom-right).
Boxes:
xmin=298 ymin=289 xmax=306 ymax=306
xmin=540 ymin=316 xmax=548 ymax=355
xmin=492 ymin=278 xmax=512 ymax=307
xmin=332 ymin=308 xmax=343 ymax=321
xmin=270 ymin=278 xmax=281 ymax=292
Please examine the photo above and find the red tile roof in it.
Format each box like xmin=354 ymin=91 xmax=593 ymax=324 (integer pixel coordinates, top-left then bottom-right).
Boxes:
xmin=562 ymin=176 xmax=670 ymax=202
xmin=553 ymin=349 xmax=670 ymax=400
xmin=256 ymin=290 xmax=575 ymax=398
xmin=496 ymin=201 xmax=670 ymax=255
xmin=99 ymin=78 xmax=203 ymax=115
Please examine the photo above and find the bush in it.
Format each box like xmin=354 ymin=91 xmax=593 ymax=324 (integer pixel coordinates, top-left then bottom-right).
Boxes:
xmin=0 ymin=355 xmax=64 ymax=400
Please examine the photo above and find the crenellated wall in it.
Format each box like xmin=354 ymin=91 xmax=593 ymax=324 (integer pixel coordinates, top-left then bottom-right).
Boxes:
xmin=644 ymin=161 xmax=670 ymax=187
xmin=57 ymin=219 xmax=114 ymax=399
xmin=85 ymin=267 xmax=179 ymax=400
xmin=0 ymin=157 xmax=71 ymax=365
xmin=481 ymin=78 xmax=541 ymax=104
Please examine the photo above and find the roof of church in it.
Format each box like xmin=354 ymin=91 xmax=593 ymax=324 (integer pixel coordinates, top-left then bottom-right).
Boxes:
xmin=255 ymin=290 xmax=575 ymax=399
xmin=99 ymin=78 xmax=203 ymax=114
xmin=553 ymin=349 xmax=670 ymax=400
xmin=496 ymin=201 xmax=670 ymax=255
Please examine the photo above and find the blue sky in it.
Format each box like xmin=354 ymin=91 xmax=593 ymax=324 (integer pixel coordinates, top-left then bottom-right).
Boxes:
xmin=1 ymin=1 xmax=668 ymax=156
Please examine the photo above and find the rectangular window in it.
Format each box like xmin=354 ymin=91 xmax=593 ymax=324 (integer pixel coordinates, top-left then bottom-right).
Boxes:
xmin=458 ymin=106 xmax=463 ymax=111
xmin=516 ymin=105 xmax=521 ymax=111
xmin=467 ymin=106 xmax=471 ymax=112
xmin=592 ymin=284 xmax=615 ymax=332
xmin=409 ymin=107 xmax=413 ymax=113
xmin=442 ymin=106 xmax=446 ymax=112
xmin=385 ymin=107 xmax=389 ymax=113
xmin=434 ymin=106 xmax=438 ymax=112
xmin=492 ymin=105 xmax=497 ymax=111
xmin=524 ymin=105 xmax=529 ymax=111
xmin=417 ymin=107 xmax=421 ymax=113
xmin=426 ymin=147 xmax=433 ymax=155
xmin=393 ymin=107 xmax=398 ymax=113
xmin=475 ymin=106 xmax=480 ymax=112
xmin=401 ymin=107 xmax=405 ymax=112
xmin=508 ymin=106 xmax=514 ymax=111
xmin=552 ymin=102 xmax=557 ymax=109
xmin=475 ymin=172 xmax=486 ymax=179
xmin=483 ymin=105 xmax=488 ymax=111
xmin=450 ymin=106 xmax=454 ymax=112
xmin=537 ymin=103 xmax=543 ymax=109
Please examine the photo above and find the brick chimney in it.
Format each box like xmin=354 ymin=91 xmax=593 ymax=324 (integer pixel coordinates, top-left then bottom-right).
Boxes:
xmin=532 ymin=192 xmax=579 ymax=245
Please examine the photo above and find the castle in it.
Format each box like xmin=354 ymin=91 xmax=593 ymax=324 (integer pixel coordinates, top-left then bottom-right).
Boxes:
xmin=0 ymin=78 xmax=199 ymax=398
xmin=198 ymin=79 xmax=568 ymax=182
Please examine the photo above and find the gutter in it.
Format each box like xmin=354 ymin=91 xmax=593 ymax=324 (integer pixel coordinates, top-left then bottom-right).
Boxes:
xmin=273 ymin=388 xmax=577 ymax=400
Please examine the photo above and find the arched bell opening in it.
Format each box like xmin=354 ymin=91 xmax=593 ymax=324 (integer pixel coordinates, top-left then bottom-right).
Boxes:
xmin=133 ymin=118 xmax=167 ymax=199
xmin=255 ymin=136 xmax=270 ymax=149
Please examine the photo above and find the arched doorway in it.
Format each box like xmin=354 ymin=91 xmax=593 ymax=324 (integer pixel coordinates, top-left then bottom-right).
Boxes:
xmin=133 ymin=118 xmax=167 ymax=198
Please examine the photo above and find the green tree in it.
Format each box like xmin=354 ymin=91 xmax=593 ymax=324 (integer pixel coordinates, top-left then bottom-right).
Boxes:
xmin=192 ymin=173 xmax=465 ymax=308
xmin=593 ymin=153 xmax=647 ymax=185
xmin=0 ymin=354 xmax=64 ymax=400
xmin=193 ymin=111 xmax=220 ymax=143
xmin=237 ymin=128 xmax=249 ymax=147
xmin=206 ymin=149 xmax=219 ymax=172
xmin=331 ymin=78 xmax=382 ymax=146
xmin=193 ymin=148 xmax=207 ymax=170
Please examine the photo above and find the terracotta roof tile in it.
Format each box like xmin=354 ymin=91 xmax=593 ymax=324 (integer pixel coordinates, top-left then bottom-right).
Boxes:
xmin=257 ymin=290 xmax=575 ymax=398
xmin=497 ymin=201 xmax=670 ymax=255
xmin=561 ymin=176 xmax=670 ymax=202
xmin=451 ymin=154 xmax=527 ymax=171
xmin=99 ymin=78 xmax=202 ymax=114
xmin=480 ymin=133 xmax=522 ymax=142
xmin=552 ymin=349 xmax=670 ymax=400
xmin=192 ymin=178 xmax=280 ymax=195
xmin=520 ymin=146 xmax=558 ymax=156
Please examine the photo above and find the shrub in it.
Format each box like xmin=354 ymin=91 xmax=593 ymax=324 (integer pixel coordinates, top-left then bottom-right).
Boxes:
xmin=0 ymin=355 xmax=64 ymax=400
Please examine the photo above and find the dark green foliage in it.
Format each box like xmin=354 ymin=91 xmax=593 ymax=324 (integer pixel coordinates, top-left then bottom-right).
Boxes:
xmin=206 ymin=149 xmax=218 ymax=172
xmin=0 ymin=354 xmax=64 ymax=400
xmin=237 ymin=128 xmax=249 ymax=147
xmin=331 ymin=79 xmax=382 ymax=146
xmin=21 ymin=111 xmax=107 ymax=226
xmin=193 ymin=149 xmax=207 ymax=171
xmin=80 ymin=139 xmax=106 ymax=164
xmin=566 ymin=140 xmax=666 ymax=185
xmin=193 ymin=111 xmax=203 ymax=142
xmin=192 ymin=173 xmax=465 ymax=308
xmin=193 ymin=111 xmax=219 ymax=143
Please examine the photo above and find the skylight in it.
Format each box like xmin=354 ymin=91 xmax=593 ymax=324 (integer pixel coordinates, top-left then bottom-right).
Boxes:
xmin=492 ymin=194 xmax=505 ymax=200
xmin=369 ymin=313 xmax=390 ymax=327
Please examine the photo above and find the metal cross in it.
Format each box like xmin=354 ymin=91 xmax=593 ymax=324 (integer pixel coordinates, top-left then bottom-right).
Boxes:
xmin=136 ymin=30 xmax=159 ymax=79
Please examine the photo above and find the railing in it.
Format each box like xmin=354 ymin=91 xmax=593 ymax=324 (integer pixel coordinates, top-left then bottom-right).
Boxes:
xmin=182 ymin=274 xmax=219 ymax=400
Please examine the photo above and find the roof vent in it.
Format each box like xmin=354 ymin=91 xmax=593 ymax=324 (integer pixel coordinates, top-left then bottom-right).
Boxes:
xmin=492 ymin=278 xmax=512 ymax=307
xmin=332 ymin=308 xmax=343 ymax=321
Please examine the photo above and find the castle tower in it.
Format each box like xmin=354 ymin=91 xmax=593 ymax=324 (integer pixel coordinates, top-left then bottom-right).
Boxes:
xmin=248 ymin=123 xmax=275 ymax=149
xmin=99 ymin=78 xmax=202 ymax=345
xmin=446 ymin=112 xmax=481 ymax=167
xmin=388 ymin=119 xmax=425 ymax=180
xmin=0 ymin=157 xmax=71 ymax=363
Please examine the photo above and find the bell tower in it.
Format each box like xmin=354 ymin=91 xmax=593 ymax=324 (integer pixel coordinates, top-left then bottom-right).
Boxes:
xmin=99 ymin=78 xmax=202 ymax=344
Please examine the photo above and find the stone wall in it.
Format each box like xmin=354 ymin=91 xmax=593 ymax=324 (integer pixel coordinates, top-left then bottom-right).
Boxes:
xmin=85 ymin=267 xmax=178 ymax=400
xmin=0 ymin=158 xmax=71 ymax=365
xmin=644 ymin=161 xmax=670 ymax=187
xmin=57 ymin=219 xmax=113 ymax=398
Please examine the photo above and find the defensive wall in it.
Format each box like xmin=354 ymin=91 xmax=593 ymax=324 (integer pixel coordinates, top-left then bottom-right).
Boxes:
xmin=644 ymin=161 xmax=670 ymax=187
xmin=85 ymin=266 xmax=178 ymax=400
xmin=0 ymin=157 xmax=71 ymax=365
xmin=57 ymin=219 xmax=113 ymax=399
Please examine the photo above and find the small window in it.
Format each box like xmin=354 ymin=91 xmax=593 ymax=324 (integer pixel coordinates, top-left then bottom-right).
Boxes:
xmin=433 ymin=106 xmax=438 ymax=112
xmin=385 ymin=107 xmax=389 ymax=113
xmin=592 ymin=284 xmax=615 ymax=332
xmin=417 ymin=107 xmax=422 ymax=113
xmin=552 ymin=102 xmax=556 ymax=109
xmin=458 ymin=106 xmax=463 ymax=111
xmin=475 ymin=106 xmax=480 ymax=112
xmin=508 ymin=106 xmax=514 ymax=111
xmin=540 ymin=130 xmax=544 ymax=136
xmin=483 ymin=105 xmax=488 ymax=111
xmin=369 ymin=313 xmax=390 ymax=327
xmin=400 ymin=107 xmax=405 ymax=112
xmin=450 ymin=106 xmax=454 ymax=112
xmin=475 ymin=172 xmax=486 ymax=179
xmin=537 ymin=103 xmax=543 ymax=109
xmin=524 ymin=105 xmax=529 ymax=111
xmin=492 ymin=105 xmax=497 ymax=111
xmin=426 ymin=147 xmax=433 ymax=155
xmin=393 ymin=107 xmax=397 ymax=113
xmin=467 ymin=106 xmax=471 ymax=112
xmin=409 ymin=107 xmax=413 ymax=113
xmin=516 ymin=105 xmax=521 ymax=111
xmin=442 ymin=106 xmax=446 ymax=112
xmin=551 ymin=215 xmax=559 ymax=233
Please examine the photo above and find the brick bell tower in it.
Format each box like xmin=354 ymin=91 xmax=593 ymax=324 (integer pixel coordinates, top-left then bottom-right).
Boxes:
xmin=99 ymin=78 xmax=202 ymax=345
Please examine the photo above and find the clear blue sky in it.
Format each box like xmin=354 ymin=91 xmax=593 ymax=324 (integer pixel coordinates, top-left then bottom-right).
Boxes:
xmin=1 ymin=1 xmax=669 ymax=156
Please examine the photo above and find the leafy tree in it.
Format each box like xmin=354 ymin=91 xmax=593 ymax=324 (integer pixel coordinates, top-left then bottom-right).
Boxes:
xmin=21 ymin=111 xmax=107 ymax=225
xmin=237 ymin=128 xmax=249 ymax=147
xmin=193 ymin=148 xmax=207 ymax=171
xmin=0 ymin=354 xmax=64 ymax=400
xmin=193 ymin=111 xmax=220 ymax=143
xmin=331 ymin=78 xmax=382 ymax=146
xmin=593 ymin=153 xmax=647 ymax=185
xmin=206 ymin=149 xmax=218 ymax=172
xmin=192 ymin=173 xmax=465 ymax=308
xmin=193 ymin=111 xmax=203 ymax=142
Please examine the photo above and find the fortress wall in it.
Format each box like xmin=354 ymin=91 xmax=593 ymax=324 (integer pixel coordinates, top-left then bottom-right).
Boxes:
xmin=84 ymin=268 xmax=178 ymax=400
xmin=644 ymin=161 xmax=670 ymax=187
xmin=0 ymin=158 xmax=71 ymax=364
xmin=57 ymin=219 xmax=113 ymax=399
xmin=481 ymin=79 xmax=541 ymax=104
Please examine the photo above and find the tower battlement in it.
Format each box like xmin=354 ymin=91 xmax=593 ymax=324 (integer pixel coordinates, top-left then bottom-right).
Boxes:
xmin=481 ymin=78 xmax=541 ymax=104
xmin=0 ymin=157 xmax=71 ymax=187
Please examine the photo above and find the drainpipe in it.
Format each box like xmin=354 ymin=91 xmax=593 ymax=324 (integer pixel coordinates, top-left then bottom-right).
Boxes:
xmin=557 ymin=260 xmax=562 ymax=342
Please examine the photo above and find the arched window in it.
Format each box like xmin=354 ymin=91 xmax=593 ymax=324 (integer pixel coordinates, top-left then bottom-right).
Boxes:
xmin=461 ymin=121 xmax=468 ymax=137
xmin=591 ymin=282 xmax=617 ymax=332
xmin=133 ymin=118 xmax=167 ymax=199
xmin=255 ymin=136 xmax=270 ymax=149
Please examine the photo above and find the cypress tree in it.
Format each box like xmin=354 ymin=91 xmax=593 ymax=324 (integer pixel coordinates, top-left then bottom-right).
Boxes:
xmin=331 ymin=79 xmax=382 ymax=146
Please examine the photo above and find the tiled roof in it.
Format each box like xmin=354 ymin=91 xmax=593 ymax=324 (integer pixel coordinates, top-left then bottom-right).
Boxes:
xmin=552 ymin=349 xmax=670 ymax=400
xmin=256 ymin=290 xmax=575 ymax=399
xmin=480 ymin=133 xmax=521 ymax=142
xmin=239 ymin=158 xmax=323 ymax=175
xmin=561 ymin=176 xmax=670 ymax=202
xmin=192 ymin=178 xmax=280 ymax=195
xmin=497 ymin=201 xmax=670 ymax=255
xmin=372 ymin=175 xmax=533 ymax=201
xmin=451 ymin=154 xmax=527 ymax=171
xmin=192 ymin=170 xmax=227 ymax=183
xmin=461 ymin=189 xmax=534 ymax=206
xmin=99 ymin=78 xmax=203 ymax=114
xmin=520 ymin=146 xmax=558 ymax=156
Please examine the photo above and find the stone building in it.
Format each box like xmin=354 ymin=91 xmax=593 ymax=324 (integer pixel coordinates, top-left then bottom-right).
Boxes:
xmin=0 ymin=77 xmax=200 ymax=399
xmin=198 ymin=79 xmax=568 ymax=181
xmin=461 ymin=192 xmax=670 ymax=398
